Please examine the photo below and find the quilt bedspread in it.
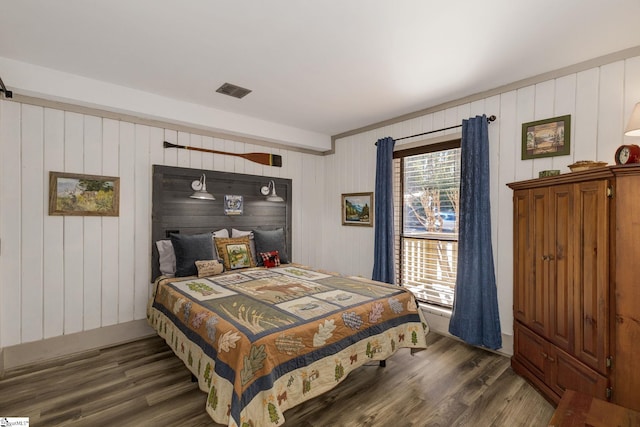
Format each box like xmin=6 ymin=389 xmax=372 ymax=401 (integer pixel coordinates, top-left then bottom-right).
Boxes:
xmin=147 ymin=264 xmax=428 ymax=427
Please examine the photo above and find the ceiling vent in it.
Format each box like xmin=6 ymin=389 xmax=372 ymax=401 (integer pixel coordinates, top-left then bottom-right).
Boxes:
xmin=215 ymin=82 xmax=252 ymax=99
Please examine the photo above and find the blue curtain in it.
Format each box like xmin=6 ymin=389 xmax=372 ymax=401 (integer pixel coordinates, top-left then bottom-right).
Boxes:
xmin=372 ymin=136 xmax=396 ymax=284
xmin=448 ymin=115 xmax=502 ymax=350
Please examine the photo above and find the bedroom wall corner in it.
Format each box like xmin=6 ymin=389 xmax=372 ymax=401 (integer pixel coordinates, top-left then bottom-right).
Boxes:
xmin=319 ymin=131 xmax=378 ymax=277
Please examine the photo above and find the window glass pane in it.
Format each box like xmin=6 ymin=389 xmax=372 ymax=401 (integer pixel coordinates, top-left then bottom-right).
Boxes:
xmin=400 ymin=148 xmax=460 ymax=308
xmin=403 ymin=148 xmax=460 ymax=235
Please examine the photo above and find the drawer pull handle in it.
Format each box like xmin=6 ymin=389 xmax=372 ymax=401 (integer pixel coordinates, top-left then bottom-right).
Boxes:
xmin=541 ymin=352 xmax=555 ymax=362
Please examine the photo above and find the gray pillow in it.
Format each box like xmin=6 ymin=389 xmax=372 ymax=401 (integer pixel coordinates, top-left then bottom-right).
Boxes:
xmin=170 ymin=233 xmax=214 ymax=277
xmin=253 ymin=228 xmax=289 ymax=265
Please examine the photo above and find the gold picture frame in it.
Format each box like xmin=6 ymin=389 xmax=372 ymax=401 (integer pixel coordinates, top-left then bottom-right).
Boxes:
xmin=49 ymin=171 xmax=120 ymax=216
xmin=342 ymin=192 xmax=373 ymax=226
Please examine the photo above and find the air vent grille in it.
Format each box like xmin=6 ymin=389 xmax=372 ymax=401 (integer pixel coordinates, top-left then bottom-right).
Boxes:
xmin=216 ymin=83 xmax=252 ymax=99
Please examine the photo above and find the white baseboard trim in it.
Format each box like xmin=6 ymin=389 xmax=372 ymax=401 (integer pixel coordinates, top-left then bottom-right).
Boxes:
xmin=419 ymin=304 xmax=513 ymax=357
xmin=1 ymin=319 xmax=155 ymax=374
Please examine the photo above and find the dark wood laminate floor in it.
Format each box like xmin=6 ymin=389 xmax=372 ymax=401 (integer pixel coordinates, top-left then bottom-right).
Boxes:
xmin=0 ymin=332 xmax=554 ymax=427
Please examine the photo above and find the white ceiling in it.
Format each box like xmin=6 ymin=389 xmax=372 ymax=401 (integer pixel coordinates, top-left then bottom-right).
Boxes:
xmin=1 ymin=0 xmax=640 ymax=149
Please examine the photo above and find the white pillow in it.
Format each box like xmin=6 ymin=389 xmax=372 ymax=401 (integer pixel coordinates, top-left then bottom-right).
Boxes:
xmin=213 ymin=228 xmax=229 ymax=238
xmin=156 ymin=239 xmax=176 ymax=278
xmin=231 ymin=228 xmax=252 ymax=239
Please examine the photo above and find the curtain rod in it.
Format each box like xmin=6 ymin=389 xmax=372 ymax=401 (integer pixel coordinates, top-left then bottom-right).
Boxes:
xmin=0 ymin=76 xmax=12 ymax=98
xmin=394 ymin=114 xmax=496 ymax=142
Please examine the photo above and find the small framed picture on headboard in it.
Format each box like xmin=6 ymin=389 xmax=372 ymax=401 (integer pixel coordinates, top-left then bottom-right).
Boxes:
xmin=224 ymin=195 xmax=243 ymax=215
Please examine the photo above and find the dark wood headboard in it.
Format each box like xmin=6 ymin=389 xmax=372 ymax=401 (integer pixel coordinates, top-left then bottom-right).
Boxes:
xmin=151 ymin=164 xmax=292 ymax=280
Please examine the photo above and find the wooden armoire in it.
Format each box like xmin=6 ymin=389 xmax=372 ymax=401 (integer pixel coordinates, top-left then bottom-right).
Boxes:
xmin=508 ymin=165 xmax=640 ymax=411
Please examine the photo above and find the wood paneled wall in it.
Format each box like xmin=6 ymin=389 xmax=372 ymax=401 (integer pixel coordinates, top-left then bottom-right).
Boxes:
xmin=0 ymin=102 xmax=325 ymax=349
xmin=2 ymin=53 xmax=640 ymax=355
xmin=326 ymin=55 xmax=640 ymax=351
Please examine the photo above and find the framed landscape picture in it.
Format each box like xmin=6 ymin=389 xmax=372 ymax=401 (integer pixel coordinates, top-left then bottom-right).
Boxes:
xmin=342 ymin=192 xmax=373 ymax=226
xmin=522 ymin=115 xmax=571 ymax=160
xmin=49 ymin=171 xmax=120 ymax=216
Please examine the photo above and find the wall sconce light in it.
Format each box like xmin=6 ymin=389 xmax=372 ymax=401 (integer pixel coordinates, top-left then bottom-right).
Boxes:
xmin=190 ymin=174 xmax=215 ymax=200
xmin=260 ymin=180 xmax=284 ymax=202
xmin=625 ymin=102 xmax=640 ymax=136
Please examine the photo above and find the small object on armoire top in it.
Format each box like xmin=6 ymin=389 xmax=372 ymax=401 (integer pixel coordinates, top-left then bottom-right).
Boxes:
xmin=567 ymin=160 xmax=608 ymax=172
xmin=539 ymin=170 xmax=560 ymax=178
xmin=614 ymin=144 xmax=640 ymax=165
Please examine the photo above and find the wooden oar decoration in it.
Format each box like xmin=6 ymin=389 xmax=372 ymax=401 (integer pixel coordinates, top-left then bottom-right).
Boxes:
xmin=163 ymin=141 xmax=282 ymax=167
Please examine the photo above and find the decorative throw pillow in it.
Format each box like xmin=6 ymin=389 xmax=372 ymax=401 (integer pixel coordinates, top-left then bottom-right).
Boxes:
xmin=253 ymin=228 xmax=289 ymax=266
xmin=195 ymin=259 xmax=224 ymax=277
xmin=170 ymin=232 xmax=214 ymax=277
xmin=259 ymin=250 xmax=280 ymax=268
xmin=231 ymin=228 xmax=258 ymax=264
xmin=215 ymin=236 xmax=256 ymax=270
xmin=156 ymin=239 xmax=176 ymax=277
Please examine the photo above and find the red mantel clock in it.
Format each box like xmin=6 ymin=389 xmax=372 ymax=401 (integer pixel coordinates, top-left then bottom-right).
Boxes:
xmin=614 ymin=144 xmax=640 ymax=165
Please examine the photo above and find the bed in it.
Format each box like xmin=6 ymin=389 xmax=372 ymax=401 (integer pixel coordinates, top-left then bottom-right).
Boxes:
xmin=148 ymin=165 xmax=429 ymax=427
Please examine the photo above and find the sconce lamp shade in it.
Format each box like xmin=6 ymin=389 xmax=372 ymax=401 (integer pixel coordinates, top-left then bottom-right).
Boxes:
xmin=625 ymin=103 xmax=640 ymax=136
xmin=260 ymin=180 xmax=284 ymax=202
xmin=190 ymin=190 xmax=216 ymax=200
xmin=190 ymin=174 xmax=215 ymax=200
xmin=267 ymin=193 xmax=284 ymax=203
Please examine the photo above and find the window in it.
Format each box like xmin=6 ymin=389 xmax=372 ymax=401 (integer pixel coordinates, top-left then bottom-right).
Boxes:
xmin=394 ymin=140 xmax=460 ymax=308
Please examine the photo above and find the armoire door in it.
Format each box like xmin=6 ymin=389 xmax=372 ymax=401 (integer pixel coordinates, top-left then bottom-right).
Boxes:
xmin=512 ymin=189 xmax=530 ymax=325
xmin=547 ymin=184 xmax=573 ymax=354
xmin=572 ymin=179 xmax=609 ymax=374
xmin=529 ymin=187 xmax=550 ymax=337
